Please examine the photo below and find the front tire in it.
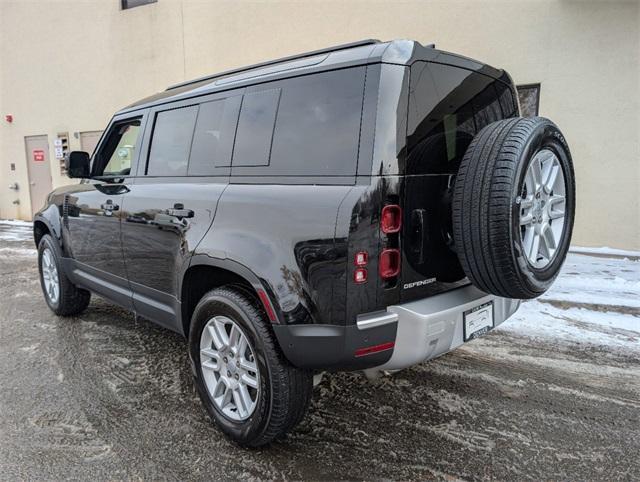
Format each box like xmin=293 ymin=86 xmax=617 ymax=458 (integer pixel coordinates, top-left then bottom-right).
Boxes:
xmin=37 ymin=234 xmax=91 ymax=316
xmin=189 ymin=286 xmax=313 ymax=447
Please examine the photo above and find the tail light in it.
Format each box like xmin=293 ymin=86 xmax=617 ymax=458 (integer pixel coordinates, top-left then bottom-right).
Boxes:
xmin=381 ymin=204 xmax=402 ymax=233
xmin=353 ymin=250 xmax=369 ymax=284
xmin=354 ymin=251 xmax=368 ymax=267
xmin=379 ymin=248 xmax=400 ymax=279
xmin=354 ymin=268 xmax=368 ymax=284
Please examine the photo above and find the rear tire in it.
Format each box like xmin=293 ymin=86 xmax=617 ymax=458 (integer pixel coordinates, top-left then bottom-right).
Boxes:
xmin=37 ymin=234 xmax=91 ymax=316
xmin=452 ymin=117 xmax=575 ymax=299
xmin=189 ymin=286 xmax=313 ymax=447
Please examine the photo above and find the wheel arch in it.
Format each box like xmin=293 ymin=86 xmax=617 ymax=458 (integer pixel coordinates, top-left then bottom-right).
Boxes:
xmin=33 ymin=207 xmax=62 ymax=249
xmin=180 ymin=255 xmax=280 ymax=338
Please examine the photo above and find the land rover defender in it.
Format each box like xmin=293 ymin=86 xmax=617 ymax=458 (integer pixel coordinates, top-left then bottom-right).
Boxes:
xmin=34 ymin=39 xmax=575 ymax=446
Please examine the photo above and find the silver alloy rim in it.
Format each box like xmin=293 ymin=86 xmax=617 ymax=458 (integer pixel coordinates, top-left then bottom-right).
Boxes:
xmin=41 ymin=248 xmax=60 ymax=304
xmin=199 ymin=316 xmax=260 ymax=421
xmin=518 ymin=149 xmax=567 ymax=269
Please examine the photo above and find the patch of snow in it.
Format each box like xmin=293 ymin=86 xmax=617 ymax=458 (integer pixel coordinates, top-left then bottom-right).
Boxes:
xmin=0 ymin=231 xmax=32 ymax=242
xmin=0 ymin=219 xmax=32 ymax=227
xmin=0 ymin=247 xmax=37 ymax=257
xmin=0 ymin=220 xmax=33 ymax=243
xmin=497 ymin=252 xmax=639 ymax=352
xmin=541 ymin=253 xmax=640 ymax=309
xmin=499 ymin=300 xmax=639 ymax=350
xmin=570 ymin=245 xmax=640 ymax=258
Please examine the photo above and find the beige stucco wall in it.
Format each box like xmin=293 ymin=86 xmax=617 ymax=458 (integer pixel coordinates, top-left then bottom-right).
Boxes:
xmin=1 ymin=0 xmax=639 ymax=249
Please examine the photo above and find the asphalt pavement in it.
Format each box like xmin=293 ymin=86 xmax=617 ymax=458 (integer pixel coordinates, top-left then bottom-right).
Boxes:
xmin=1 ymin=222 xmax=638 ymax=481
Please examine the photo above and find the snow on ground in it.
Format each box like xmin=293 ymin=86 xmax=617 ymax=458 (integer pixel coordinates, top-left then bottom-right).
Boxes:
xmin=570 ymin=245 xmax=640 ymax=258
xmin=0 ymin=220 xmax=33 ymax=243
xmin=538 ymin=253 xmax=640 ymax=309
xmin=498 ymin=252 xmax=639 ymax=351
xmin=499 ymin=299 xmax=639 ymax=350
xmin=0 ymin=219 xmax=32 ymax=227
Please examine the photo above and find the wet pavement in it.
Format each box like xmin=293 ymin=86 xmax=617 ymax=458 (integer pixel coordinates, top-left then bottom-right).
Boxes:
xmin=1 ymin=221 xmax=639 ymax=481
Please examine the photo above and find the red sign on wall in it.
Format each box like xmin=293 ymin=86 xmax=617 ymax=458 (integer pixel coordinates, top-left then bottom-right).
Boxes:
xmin=33 ymin=149 xmax=45 ymax=162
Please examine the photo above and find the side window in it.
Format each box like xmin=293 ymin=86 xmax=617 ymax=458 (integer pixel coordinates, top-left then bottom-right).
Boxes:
xmin=232 ymin=67 xmax=366 ymax=176
xmin=93 ymin=118 xmax=141 ymax=177
xmin=188 ymin=95 xmax=242 ymax=175
xmin=233 ymin=89 xmax=281 ymax=167
xmin=270 ymin=68 xmax=365 ymax=176
xmin=147 ymin=105 xmax=198 ymax=176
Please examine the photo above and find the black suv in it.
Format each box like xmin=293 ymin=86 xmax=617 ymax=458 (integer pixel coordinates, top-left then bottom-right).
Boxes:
xmin=34 ymin=39 xmax=575 ymax=446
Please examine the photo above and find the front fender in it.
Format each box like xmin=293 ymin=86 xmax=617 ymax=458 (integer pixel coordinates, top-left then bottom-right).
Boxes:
xmin=33 ymin=202 xmax=63 ymax=251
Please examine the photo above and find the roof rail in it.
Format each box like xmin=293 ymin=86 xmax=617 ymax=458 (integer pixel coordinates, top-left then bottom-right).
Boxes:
xmin=166 ymin=39 xmax=381 ymax=91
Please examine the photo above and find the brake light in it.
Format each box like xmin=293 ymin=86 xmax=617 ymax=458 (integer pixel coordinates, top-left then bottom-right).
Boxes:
xmin=379 ymin=249 xmax=400 ymax=279
xmin=354 ymin=251 xmax=368 ymax=267
xmin=354 ymin=268 xmax=368 ymax=284
xmin=381 ymin=205 xmax=402 ymax=233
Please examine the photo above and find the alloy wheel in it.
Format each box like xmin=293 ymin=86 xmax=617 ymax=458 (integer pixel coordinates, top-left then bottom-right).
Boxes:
xmin=518 ymin=149 xmax=567 ymax=269
xmin=41 ymin=248 xmax=60 ymax=304
xmin=199 ymin=316 xmax=260 ymax=421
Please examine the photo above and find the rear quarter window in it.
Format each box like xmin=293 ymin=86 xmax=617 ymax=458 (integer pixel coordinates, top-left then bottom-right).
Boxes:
xmin=231 ymin=67 xmax=366 ymax=177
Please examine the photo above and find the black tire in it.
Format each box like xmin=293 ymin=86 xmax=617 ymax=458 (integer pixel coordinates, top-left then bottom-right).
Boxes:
xmin=189 ymin=286 xmax=313 ymax=447
xmin=37 ymin=234 xmax=91 ymax=316
xmin=452 ymin=117 xmax=575 ymax=299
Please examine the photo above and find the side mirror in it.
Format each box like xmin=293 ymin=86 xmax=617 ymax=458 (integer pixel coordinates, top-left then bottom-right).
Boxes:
xmin=65 ymin=151 xmax=91 ymax=179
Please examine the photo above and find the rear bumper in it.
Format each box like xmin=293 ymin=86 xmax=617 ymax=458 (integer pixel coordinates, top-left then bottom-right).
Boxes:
xmin=273 ymin=285 xmax=520 ymax=372
xmin=364 ymin=285 xmax=521 ymax=376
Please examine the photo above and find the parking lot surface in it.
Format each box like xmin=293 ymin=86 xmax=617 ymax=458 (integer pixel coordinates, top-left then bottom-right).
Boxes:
xmin=1 ymin=221 xmax=639 ymax=481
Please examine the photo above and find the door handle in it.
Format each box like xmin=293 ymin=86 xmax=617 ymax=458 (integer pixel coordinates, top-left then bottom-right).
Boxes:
xmin=410 ymin=209 xmax=427 ymax=264
xmin=166 ymin=203 xmax=194 ymax=219
xmin=100 ymin=200 xmax=119 ymax=211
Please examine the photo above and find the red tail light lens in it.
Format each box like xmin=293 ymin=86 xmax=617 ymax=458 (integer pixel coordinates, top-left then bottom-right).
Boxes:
xmin=354 ymin=251 xmax=368 ymax=267
xmin=379 ymin=249 xmax=400 ymax=279
xmin=354 ymin=268 xmax=368 ymax=284
xmin=381 ymin=205 xmax=402 ymax=233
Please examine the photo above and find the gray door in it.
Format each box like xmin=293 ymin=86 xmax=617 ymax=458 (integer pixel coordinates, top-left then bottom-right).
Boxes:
xmin=25 ymin=135 xmax=53 ymax=216
xmin=79 ymin=130 xmax=103 ymax=156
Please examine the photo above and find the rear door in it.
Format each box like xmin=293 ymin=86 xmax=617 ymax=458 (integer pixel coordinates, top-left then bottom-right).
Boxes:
xmin=120 ymin=91 xmax=242 ymax=330
xmin=401 ymin=62 xmax=519 ymax=302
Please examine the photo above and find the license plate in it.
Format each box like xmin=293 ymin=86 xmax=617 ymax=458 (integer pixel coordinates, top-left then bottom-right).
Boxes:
xmin=463 ymin=301 xmax=494 ymax=341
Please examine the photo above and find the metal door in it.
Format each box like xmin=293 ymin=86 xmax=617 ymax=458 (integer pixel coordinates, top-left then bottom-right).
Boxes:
xmin=25 ymin=135 xmax=53 ymax=216
xmin=79 ymin=130 xmax=103 ymax=156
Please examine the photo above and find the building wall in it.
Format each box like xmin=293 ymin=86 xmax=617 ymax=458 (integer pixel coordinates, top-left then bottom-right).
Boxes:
xmin=1 ymin=0 xmax=638 ymax=249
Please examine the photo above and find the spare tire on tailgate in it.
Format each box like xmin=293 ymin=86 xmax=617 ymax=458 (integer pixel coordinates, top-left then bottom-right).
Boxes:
xmin=452 ymin=117 xmax=575 ymax=299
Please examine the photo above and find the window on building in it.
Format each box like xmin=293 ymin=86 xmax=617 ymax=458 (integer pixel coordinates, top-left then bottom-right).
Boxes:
xmin=121 ymin=0 xmax=157 ymax=10
xmin=147 ymin=106 xmax=198 ymax=176
xmin=188 ymin=95 xmax=242 ymax=175
xmin=517 ymin=84 xmax=541 ymax=117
